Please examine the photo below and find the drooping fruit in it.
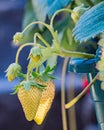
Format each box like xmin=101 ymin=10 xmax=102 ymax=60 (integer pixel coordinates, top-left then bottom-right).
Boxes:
xmin=17 ymin=79 xmax=55 ymax=125
xmin=34 ymin=80 xmax=55 ymax=125
xmin=17 ymin=85 xmax=42 ymax=121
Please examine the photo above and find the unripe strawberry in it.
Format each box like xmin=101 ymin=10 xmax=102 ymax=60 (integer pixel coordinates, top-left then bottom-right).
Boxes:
xmin=17 ymin=79 xmax=55 ymax=124
xmin=17 ymin=85 xmax=42 ymax=121
xmin=34 ymin=80 xmax=55 ymax=125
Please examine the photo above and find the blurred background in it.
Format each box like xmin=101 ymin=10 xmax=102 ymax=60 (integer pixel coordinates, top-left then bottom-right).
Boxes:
xmin=0 ymin=0 xmax=99 ymax=130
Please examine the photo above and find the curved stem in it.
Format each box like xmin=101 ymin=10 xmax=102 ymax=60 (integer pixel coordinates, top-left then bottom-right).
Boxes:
xmin=22 ymin=21 xmax=55 ymax=40
xmin=61 ymin=57 xmax=69 ymax=130
xmin=50 ymin=8 xmax=73 ymax=28
xmin=22 ymin=21 xmax=60 ymax=49
xmin=65 ymin=74 xmax=98 ymax=109
xmin=22 ymin=21 xmax=51 ymax=34
xmin=15 ymin=43 xmax=34 ymax=64
xmin=58 ymin=48 xmax=95 ymax=59
xmin=34 ymin=33 xmax=51 ymax=48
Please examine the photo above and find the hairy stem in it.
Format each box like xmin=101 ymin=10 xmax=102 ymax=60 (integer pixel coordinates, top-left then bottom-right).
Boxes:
xmin=65 ymin=74 xmax=98 ymax=109
xmin=61 ymin=57 xmax=69 ymax=130
xmin=34 ymin=33 xmax=51 ymax=48
xmin=15 ymin=43 xmax=34 ymax=64
xmin=59 ymin=48 xmax=95 ymax=59
xmin=22 ymin=21 xmax=60 ymax=49
xmin=50 ymin=8 xmax=73 ymax=28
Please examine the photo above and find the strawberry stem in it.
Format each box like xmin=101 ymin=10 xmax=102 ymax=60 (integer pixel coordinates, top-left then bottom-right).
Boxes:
xmin=65 ymin=74 xmax=98 ymax=109
xmin=50 ymin=8 xmax=73 ymax=28
xmin=34 ymin=33 xmax=51 ymax=48
xmin=15 ymin=43 xmax=35 ymax=64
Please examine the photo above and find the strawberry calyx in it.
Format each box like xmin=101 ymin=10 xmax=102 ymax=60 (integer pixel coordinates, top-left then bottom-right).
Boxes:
xmin=32 ymin=65 xmax=58 ymax=82
xmin=13 ymin=80 xmax=46 ymax=94
xmin=11 ymin=65 xmax=57 ymax=94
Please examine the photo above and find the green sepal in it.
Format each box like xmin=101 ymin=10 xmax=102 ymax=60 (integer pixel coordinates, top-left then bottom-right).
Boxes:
xmin=47 ymin=74 xmax=60 ymax=80
xmin=43 ymin=66 xmax=50 ymax=74
xmin=20 ymin=80 xmax=46 ymax=91
xmin=28 ymin=46 xmax=42 ymax=59
xmin=32 ymin=71 xmax=40 ymax=78
xmin=34 ymin=81 xmax=46 ymax=90
xmin=31 ymin=65 xmax=57 ymax=82
xmin=28 ymin=48 xmax=52 ymax=72
xmin=11 ymin=85 xmax=21 ymax=95
xmin=43 ymin=65 xmax=56 ymax=74
xmin=47 ymin=55 xmax=57 ymax=74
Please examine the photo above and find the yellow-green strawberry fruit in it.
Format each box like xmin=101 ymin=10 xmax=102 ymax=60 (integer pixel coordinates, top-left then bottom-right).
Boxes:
xmin=34 ymin=80 xmax=55 ymax=125
xmin=17 ymin=86 xmax=42 ymax=121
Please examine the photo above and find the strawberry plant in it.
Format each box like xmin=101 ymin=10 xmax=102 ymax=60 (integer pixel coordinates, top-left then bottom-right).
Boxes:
xmin=5 ymin=0 xmax=104 ymax=129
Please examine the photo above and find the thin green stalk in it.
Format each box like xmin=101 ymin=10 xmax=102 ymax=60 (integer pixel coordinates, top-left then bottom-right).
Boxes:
xmin=59 ymin=48 xmax=95 ymax=59
xmin=22 ymin=21 xmax=55 ymax=42
xmin=65 ymin=74 xmax=98 ymax=109
xmin=50 ymin=8 xmax=73 ymax=28
xmin=34 ymin=33 xmax=51 ymax=48
xmin=67 ymin=74 xmax=77 ymax=130
xmin=22 ymin=21 xmax=51 ymax=34
xmin=15 ymin=43 xmax=34 ymax=64
xmin=61 ymin=57 xmax=69 ymax=130
xmin=22 ymin=21 xmax=60 ymax=50
xmin=27 ymin=71 xmax=31 ymax=81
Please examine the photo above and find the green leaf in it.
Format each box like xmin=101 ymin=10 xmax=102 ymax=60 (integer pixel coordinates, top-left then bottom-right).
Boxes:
xmin=22 ymin=0 xmax=36 ymax=29
xmin=11 ymin=85 xmax=21 ymax=94
xmin=32 ymin=71 xmax=40 ymax=78
xmin=47 ymin=55 xmax=57 ymax=74
xmin=73 ymin=2 xmax=104 ymax=42
xmin=44 ymin=66 xmax=51 ymax=74
xmin=34 ymin=82 xmax=46 ymax=90
xmin=31 ymin=0 xmax=48 ymax=22
xmin=48 ymin=0 xmax=72 ymax=17
xmin=43 ymin=65 xmax=56 ymax=75
xmin=60 ymin=28 xmax=79 ymax=51
xmin=31 ymin=0 xmax=48 ymax=29
xmin=50 ymin=65 xmax=56 ymax=72
xmin=47 ymin=74 xmax=60 ymax=80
